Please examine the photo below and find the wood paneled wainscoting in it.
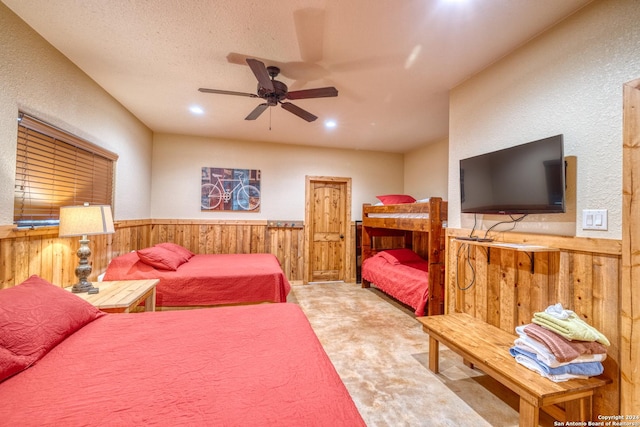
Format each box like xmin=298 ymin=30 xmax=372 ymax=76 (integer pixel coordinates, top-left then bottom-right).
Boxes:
xmin=0 ymin=220 xmax=152 ymax=289
xmin=149 ymin=219 xmax=356 ymax=285
xmin=0 ymin=219 xmax=321 ymax=289
xmin=446 ymin=228 xmax=622 ymax=418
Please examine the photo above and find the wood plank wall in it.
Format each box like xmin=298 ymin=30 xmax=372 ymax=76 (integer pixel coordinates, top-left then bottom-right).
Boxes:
xmin=0 ymin=219 xmax=318 ymax=289
xmin=446 ymin=227 xmax=621 ymax=418
xmin=622 ymin=78 xmax=640 ymax=414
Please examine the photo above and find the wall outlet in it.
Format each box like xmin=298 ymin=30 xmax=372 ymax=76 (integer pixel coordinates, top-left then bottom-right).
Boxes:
xmin=582 ymin=209 xmax=608 ymax=230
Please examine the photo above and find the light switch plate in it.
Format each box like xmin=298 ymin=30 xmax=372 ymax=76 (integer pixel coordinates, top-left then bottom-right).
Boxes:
xmin=582 ymin=209 xmax=608 ymax=230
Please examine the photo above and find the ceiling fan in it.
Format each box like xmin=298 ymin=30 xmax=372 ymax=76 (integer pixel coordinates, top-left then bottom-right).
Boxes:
xmin=198 ymin=58 xmax=338 ymax=122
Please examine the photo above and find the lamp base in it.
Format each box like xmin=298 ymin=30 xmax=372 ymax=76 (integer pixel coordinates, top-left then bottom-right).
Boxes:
xmin=72 ymin=237 xmax=99 ymax=294
xmin=71 ymin=281 xmax=99 ymax=294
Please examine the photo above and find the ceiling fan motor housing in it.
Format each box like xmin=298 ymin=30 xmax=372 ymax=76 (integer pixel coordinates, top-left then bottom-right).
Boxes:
xmin=258 ymin=80 xmax=288 ymax=106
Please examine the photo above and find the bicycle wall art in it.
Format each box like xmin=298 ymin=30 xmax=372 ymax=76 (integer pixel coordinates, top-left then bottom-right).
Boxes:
xmin=201 ymin=167 xmax=261 ymax=211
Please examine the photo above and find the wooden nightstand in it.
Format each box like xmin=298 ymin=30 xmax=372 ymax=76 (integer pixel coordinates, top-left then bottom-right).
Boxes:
xmin=68 ymin=279 xmax=159 ymax=313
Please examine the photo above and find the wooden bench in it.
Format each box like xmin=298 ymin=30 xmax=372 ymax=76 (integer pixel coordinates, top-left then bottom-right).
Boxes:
xmin=417 ymin=313 xmax=610 ymax=427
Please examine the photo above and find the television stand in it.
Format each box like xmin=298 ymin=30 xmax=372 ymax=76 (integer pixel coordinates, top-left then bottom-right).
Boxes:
xmin=454 ymin=236 xmax=493 ymax=242
xmin=453 ymin=239 xmax=558 ymax=273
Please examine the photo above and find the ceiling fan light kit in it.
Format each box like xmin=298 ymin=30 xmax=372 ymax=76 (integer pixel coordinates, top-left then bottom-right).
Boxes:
xmin=199 ymin=58 xmax=338 ymax=122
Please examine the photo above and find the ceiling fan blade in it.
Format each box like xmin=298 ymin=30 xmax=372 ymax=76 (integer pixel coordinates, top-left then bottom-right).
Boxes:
xmin=287 ymin=86 xmax=338 ymax=100
xmin=245 ymin=103 xmax=269 ymax=120
xmin=198 ymin=88 xmax=258 ymax=98
xmin=293 ymin=8 xmax=325 ymax=63
xmin=246 ymin=58 xmax=274 ymax=92
xmin=281 ymin=102 xmax=318 ymax=122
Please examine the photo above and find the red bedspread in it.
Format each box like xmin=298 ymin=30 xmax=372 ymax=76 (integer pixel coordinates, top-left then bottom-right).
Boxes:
xmin=103 ymin=252 xmax=291 ymax=306
xmin=0 ymin=303 xmax=364 ymax=426
xmin=362 ymin=250 xmax=429 ymax=315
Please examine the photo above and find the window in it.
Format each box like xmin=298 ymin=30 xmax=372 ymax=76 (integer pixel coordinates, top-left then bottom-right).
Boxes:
xmin=14 ymin=113 xmax=118 ymax=228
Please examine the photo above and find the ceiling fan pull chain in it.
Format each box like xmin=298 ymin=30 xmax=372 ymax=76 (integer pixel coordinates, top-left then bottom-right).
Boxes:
xmin=269 ymin=106 xmax=272 ymax=131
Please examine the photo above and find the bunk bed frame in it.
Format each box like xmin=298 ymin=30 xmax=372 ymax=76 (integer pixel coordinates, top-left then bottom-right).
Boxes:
xmin=361 ymin=197 xmax=447 ymax=316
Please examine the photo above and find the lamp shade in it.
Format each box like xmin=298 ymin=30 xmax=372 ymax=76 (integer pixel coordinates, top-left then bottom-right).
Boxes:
xmin=59 ymin=204 xmax=115 ymax=237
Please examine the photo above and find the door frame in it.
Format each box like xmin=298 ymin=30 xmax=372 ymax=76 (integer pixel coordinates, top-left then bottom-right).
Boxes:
xmin=304 ymin=175 xmax=352 ymax=284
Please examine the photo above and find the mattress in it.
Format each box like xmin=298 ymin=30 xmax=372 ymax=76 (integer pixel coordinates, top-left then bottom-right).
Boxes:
xmin=0 ymin=302 xmax=365 ymax=426
xmin=361 ymin=249 xmax=430 ymax=315
xmin=103 ymin=251 xmax=291 ymax=307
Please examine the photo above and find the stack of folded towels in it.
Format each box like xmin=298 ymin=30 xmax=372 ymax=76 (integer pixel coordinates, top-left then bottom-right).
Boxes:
xmin=509 ymin=303 xmax=609 ymax=382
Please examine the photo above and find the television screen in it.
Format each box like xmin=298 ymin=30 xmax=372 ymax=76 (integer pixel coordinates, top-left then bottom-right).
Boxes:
xmin=460 ymin=135 xmax=565 ymax=214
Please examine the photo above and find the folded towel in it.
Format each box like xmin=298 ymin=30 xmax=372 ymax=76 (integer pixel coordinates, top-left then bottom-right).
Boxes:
xmin=513 ymin=339 xmax=606 ymax=368
xmin=509 ymin=347 xmax=604 ymax=377
xmin=533 ymin=311 xmax=611 ymax=346
xmin=522 ymin=323 xmax=608 ymax=363
xmin=544 ymin=303 xmax=574 ymax=319
xmin=511 ymin=354 xmax=590 ymax=382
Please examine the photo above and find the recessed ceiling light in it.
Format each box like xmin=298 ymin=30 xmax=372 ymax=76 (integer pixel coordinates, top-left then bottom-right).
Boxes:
xmin=324 ymin=119 xmax=337 ymax=129
xmin=190 ymin=105 xmax=204 ymax=115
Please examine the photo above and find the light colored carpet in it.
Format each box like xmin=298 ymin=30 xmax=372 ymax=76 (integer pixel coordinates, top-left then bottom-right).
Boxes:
xmin=290 ymin=282 xmax=527 ymax=427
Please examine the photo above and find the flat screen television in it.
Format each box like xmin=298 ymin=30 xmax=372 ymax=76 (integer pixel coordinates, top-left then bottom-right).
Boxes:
xmin=460 ymin=134 xmax=565 ymax=214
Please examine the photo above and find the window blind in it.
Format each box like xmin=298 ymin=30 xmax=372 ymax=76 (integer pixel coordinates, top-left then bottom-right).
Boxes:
xmin=14 ymin=113 xmax=118 ymax=227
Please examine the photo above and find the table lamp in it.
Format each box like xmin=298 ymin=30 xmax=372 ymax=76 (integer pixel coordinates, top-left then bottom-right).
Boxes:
xmin=59 ymin=203 xmax=115 ymax=294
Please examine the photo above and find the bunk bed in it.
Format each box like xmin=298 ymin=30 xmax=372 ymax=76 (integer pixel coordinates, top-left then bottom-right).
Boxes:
xmin=361 ymin=197 xmax=447 ymax=316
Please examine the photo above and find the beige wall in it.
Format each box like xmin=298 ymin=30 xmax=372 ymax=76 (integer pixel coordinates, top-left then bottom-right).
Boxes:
xmin=0 ymin=2 xmax=407 ymax=227
xmin=448 ymin=0 xmax=640 ymax=239
xmin=0 ymin=4 xmax=153 ymax=224
xmin=403 ymin=138 xmax=449 ymax=201
xmin=151 ymin=133 xmax=404 ymax=220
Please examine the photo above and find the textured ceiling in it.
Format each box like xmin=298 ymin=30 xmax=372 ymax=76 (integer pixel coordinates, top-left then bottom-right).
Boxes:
xmin=3 ymin=0 xmax=592 ymax=153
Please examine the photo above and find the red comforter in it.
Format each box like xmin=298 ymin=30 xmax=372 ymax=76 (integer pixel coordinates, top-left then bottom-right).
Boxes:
xmin=362 ymin=249 xmax=429 ymax=315
xmin=103 ymin=252 xmax=291 ymax=307
xmin=0 ymin=303 xmax=364 ymax=426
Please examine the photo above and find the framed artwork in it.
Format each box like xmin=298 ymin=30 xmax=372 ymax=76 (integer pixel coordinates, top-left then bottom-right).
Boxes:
xmin=201 ymin=167 xmax=261 ymax=211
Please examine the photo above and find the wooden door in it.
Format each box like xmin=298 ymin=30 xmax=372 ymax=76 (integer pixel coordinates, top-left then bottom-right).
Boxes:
xmin=304 ymin=176 xmax=351 ymax=283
